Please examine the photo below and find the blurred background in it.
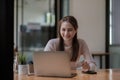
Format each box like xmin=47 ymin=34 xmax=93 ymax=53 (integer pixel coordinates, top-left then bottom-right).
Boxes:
xmin=13 ymin=0 xmax=120 ymax=69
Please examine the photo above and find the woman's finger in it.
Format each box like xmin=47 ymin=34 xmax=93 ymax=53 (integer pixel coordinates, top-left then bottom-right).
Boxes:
xmin=82 ymin=61 xmax=90 ymax=70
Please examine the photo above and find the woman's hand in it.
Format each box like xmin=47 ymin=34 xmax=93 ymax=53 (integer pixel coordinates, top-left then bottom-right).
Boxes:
xmin=81 ymin=61 xmax=90 ymax=72
xmin=71 ymin=61 xmax=90 ymax=71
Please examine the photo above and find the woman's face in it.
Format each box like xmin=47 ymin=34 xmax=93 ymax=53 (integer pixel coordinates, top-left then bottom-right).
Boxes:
xmin=60 ymin=21 xmax=77 ymax=41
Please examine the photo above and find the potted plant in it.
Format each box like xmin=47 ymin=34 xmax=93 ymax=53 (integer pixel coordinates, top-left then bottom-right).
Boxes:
xmin=18 ymin=53 xmax=28 ymax=75
xmin=18 ymin=53 xmax=27 ymax=65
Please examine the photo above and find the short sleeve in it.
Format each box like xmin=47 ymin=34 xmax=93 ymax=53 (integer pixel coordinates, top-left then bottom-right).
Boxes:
xmin=77 ymin=39 xmax=97 ymax=71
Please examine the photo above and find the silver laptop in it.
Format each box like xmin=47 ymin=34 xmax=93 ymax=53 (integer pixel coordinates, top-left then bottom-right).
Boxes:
xmin=33 ymin=51 xmax=77 ymax=78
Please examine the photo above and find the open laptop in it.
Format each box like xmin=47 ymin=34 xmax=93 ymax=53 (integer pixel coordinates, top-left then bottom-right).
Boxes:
xmin=33 ymin=51 xmax=77 ymax=78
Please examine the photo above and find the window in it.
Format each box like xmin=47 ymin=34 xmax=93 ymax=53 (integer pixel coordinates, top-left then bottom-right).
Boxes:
xmin=14 ymin=0 xmax=69 ymax=52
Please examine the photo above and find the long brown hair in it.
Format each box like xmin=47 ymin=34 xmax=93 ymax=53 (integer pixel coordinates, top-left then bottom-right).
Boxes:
xmin=58 ymin=16 xmax=79 ymax=61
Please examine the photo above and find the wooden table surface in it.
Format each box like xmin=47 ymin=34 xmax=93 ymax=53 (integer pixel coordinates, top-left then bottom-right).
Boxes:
xmin=14 ymin=69 xmax=120 ymax=80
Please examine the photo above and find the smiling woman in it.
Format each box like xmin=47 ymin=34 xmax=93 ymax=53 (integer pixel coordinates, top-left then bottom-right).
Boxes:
xmin=44 ymin=16 xmax=97 ymax=72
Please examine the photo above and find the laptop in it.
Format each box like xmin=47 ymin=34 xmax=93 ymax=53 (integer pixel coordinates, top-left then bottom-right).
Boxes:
xmin=33 ymin=51 xmax=77 ymax=78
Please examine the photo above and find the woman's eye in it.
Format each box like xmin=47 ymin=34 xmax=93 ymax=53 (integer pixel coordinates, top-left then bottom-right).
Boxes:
xmin=62 ymin=29 xmax=65 ymax=31
xmin=61 ymin=28 xmax=73 ymax=32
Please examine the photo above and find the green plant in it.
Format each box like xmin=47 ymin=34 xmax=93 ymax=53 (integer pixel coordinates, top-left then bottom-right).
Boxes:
xmin=18 ymin=53 xmax=27 ymax=65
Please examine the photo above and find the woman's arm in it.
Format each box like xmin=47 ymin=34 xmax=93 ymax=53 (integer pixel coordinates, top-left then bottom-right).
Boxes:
xmin=76 ymin=39 xmax=97 ymax=71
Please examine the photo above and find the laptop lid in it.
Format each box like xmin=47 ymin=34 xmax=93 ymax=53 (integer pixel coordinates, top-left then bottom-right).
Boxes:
xmin=33 ymin=51 xmax=76 ymax=78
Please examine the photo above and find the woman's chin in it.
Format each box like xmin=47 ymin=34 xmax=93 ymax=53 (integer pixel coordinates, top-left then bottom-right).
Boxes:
xmin=63 ymin=38 xmax=72 ymax=41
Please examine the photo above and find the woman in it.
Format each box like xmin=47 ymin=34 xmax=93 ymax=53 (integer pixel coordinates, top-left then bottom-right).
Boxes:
xmin=44 ymin=16 xmax=97 ymax=72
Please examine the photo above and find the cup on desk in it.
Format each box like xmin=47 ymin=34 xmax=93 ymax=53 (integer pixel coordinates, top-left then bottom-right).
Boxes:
xmin=27 ymin=63 xmax=34 ymax=75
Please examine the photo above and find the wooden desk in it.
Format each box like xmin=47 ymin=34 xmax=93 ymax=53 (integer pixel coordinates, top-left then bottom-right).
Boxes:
xmin=92 ymin=52 xmax=109 ymax=69
xmin=14 ymin=69 xmax=120 ymax=80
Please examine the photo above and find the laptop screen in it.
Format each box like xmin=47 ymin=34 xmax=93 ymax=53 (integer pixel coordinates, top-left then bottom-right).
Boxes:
xmin=33 ymin=51 xmax=74 ymax=77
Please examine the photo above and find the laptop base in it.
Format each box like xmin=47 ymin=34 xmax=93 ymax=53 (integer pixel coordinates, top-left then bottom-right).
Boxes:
xmin=35 ymin=73 xmax=77 ymax=78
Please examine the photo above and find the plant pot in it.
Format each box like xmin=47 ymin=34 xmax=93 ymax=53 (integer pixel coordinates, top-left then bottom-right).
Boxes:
xmin=18 ymin=64 xmax=28 ymax=75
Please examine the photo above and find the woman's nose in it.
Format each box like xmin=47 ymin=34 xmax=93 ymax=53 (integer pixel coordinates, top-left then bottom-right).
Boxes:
xmin=64 ymin=31 xmax=68 ymax=36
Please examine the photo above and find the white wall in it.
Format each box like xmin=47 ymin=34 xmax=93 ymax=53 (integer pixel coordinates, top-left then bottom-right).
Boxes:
xmin=69 ymin=0 xmax=105 ymax=52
